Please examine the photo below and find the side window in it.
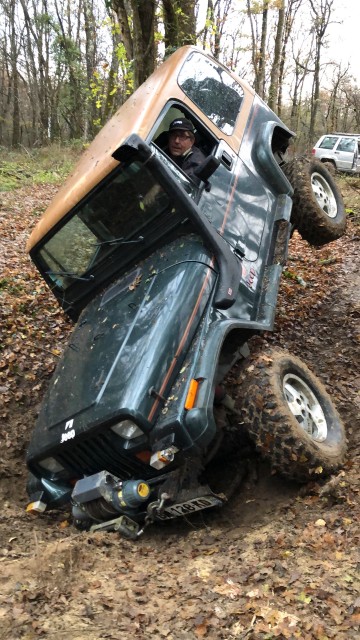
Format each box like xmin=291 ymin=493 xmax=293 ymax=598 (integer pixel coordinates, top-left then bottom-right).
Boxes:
xmin=178 ymin=52 xmax=244 ymax=135
xmin=151 ymin=104 xmax=217 ymax=158
xmin=337 ymin=138 xmax=355 ymax=153
xmin=152 ymin=106 xmax=186 ymax=149
xmin=319 ymin=136 xmax=337 ymax=150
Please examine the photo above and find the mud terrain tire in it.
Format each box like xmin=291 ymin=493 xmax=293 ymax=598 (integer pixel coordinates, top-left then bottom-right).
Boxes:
xmin=236 ymin=348 xmax=346 ymax=481
xmin=323 ymin=161 xmax=336 ymax=176
xmin=282 ymin=158 xmax=346 ymax=246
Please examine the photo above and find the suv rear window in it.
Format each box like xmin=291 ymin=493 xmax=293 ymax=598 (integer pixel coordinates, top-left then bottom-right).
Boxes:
xmin=178 ymin=51 xmax=244 ymax=135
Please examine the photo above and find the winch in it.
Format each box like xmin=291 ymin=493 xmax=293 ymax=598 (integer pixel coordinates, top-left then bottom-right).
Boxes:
xmin=71 ymin=471 xmax=150 ymax=526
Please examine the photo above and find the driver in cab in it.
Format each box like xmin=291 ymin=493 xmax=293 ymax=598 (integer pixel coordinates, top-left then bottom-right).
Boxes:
xmin=166 ymin=118 xmax=206 ymax=184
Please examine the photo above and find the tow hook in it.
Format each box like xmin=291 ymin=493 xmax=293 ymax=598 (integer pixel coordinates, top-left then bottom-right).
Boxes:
xmin=136 ymin=492 xmax=170 ymax=537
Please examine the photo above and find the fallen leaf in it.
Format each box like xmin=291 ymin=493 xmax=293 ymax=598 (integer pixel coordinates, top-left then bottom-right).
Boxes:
xmin=314 ymin=519 xmax=326 ymax=527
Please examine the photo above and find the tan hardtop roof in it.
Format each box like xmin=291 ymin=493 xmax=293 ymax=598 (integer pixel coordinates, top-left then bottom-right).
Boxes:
xmin=27 ymin=46 xmax=255 ymax=252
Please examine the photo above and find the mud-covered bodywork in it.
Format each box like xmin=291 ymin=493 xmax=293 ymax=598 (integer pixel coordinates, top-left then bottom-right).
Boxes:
xmin=26 ymin=46 xmax=296 ymax=536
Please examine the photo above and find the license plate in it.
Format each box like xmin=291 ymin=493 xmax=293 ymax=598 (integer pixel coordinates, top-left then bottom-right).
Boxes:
xmin=156 ymin=495 xmax=223 ymax=520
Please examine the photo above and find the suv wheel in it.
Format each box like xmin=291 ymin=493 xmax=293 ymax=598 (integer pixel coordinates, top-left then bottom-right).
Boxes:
xmin=235 ymin=348 xmax=347 ymax=481
xmin=283 ymin=158 xmax=346 ymax=246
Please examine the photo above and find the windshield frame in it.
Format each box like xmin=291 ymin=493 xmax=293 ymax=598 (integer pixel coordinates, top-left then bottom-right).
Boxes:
xmin=30 ymin=134 xmax=239 ymax=317
xmin=30 ymin=152 xmax=197 ymax=318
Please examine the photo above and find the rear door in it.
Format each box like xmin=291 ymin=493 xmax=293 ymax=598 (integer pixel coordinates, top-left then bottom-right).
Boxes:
xmin=355 ymin=139 xmax=360 ymax=172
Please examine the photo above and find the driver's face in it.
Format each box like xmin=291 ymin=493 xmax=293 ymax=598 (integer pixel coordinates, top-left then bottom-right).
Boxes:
xmin=168 ymin=130 xmax=194 ymax=157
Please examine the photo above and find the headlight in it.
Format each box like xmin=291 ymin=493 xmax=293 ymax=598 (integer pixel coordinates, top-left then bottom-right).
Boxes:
xmin=38 ymin=457 xmax=65 ymax=473
xmin=111 ymin=420 xmax=144 ymax=439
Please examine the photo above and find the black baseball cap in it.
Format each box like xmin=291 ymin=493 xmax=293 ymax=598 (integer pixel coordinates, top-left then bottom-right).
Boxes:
xmin=169 ymin=118 xmax=196 ymax=133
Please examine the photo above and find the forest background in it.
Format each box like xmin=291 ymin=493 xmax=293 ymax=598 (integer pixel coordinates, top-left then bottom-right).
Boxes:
xmin=0 ymin=0 xmax=359 ymax=156
xmin=0 ymin=2 xmax=359 ymax=638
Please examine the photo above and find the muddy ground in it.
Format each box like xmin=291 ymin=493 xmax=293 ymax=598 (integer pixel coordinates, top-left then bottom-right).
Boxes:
xmin=0 ymin=178 xmax=359 ymax=640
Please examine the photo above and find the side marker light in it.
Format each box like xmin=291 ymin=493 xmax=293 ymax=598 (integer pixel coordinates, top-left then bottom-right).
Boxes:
xmin=185 ymin=379 xmax=199 ymax=410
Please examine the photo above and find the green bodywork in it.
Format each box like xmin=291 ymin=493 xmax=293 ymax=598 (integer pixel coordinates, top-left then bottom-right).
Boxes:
xmin=27 ymin=96 xmax=294 ymax=511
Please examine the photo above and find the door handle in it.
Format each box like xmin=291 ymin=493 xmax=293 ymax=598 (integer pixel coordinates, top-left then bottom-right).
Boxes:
xmin=221 ymin=151 xmax=233 ymax=169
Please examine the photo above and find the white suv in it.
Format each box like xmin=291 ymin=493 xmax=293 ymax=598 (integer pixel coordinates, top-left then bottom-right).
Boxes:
xmin=312 ymin=133 xmax=360 ymax=173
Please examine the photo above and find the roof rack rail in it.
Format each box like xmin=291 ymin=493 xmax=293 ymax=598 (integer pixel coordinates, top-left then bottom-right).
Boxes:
xmin=332 ymin=132 xmax=360 ymax=136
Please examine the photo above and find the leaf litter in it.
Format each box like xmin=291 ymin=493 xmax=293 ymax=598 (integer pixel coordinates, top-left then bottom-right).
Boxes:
xmin=0 ymin=178 xmax=359 ymax=639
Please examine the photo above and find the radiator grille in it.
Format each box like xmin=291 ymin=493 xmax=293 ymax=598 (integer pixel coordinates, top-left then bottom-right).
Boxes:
xmin=56 ymin=431 xmax=153 ymax=480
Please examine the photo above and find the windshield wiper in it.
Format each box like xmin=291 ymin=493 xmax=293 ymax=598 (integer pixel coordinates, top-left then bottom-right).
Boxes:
xmin=94 ymin=235 xmax=144 ymax=247
xmin=47 ymin=270 xmax=95 ymax=282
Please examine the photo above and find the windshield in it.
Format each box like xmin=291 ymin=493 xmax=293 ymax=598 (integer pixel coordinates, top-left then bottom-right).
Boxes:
xmin=37 ymin=158 xmax=188 ymax=290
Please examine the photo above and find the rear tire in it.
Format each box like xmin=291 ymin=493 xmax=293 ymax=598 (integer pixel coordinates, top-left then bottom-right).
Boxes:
xmin=322 ymin=161 xmax=336 ymax=176
xmin=234 ymin=348 xmax=347 ymax=481
xmin=282 ymin=158 xmax=346 ymax=246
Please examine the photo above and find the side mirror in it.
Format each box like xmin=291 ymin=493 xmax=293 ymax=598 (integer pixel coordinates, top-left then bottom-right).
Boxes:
xmin=194 ymin=156 xmax=220 ymax=183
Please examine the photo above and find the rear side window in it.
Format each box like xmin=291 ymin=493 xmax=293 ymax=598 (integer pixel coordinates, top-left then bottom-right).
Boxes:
xmin=319 ymin=136 xmax=337 ymax=150
xmin=337 ymin=138 xmax=356 ymax=152
xmin=178 ymin=51 xmax=244 ymax=135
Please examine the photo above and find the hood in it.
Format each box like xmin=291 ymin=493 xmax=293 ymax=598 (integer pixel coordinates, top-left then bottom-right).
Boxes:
xmin=27 ymin=241 xmax=216 ymax=459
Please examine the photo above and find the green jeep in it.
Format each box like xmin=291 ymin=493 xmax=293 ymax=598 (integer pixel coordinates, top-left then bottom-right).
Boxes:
xmin=25 ymin=46 xmax=347 ymax=539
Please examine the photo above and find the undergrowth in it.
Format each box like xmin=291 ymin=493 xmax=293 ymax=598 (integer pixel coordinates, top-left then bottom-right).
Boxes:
xmin=0 ymin=142 xmax=82 ymax=192
xmin=339 ymin=175 xmax=360 ymax=226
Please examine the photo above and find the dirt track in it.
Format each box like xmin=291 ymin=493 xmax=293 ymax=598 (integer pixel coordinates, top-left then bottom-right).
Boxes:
xmin=0 ymin=180 xmax=359 ymax=639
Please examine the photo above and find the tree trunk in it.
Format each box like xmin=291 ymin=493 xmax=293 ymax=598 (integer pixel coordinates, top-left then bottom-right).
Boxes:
xmin=19 ymin=0 xmax=54 ymax=143
xmin=83 ymin=0 xmax=98 ymax=139
xmin=111 ymin=0 xmax=134 ymax=62
xmin=212 ymin=0 xmax=233 ymax=60
xmin=308 ymin=0 xmax=334 ymax=144
xmin=246 ymin=0 xmax=259 ymax=90
xmin=162 ymin=0 xmax=196 ymax=57
xmin=277 ymin=0 xmax=302 ymax=117
xmin=131 ymin=0 xmax=156 ymax=87
xmin=110 ymin=0 xmax=156 ymax=90
xmin=246 ymin=0 xmax=269 ymax=98
xmin=53 ymin=0 xmax=84 ymax=138
xmin=257 ymin=1 xmax=269 ymax=99
xmin=268 ymin=0 xmax=285 ymax=112
xmin=9 ymin=0 xmax=20 ymax=146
